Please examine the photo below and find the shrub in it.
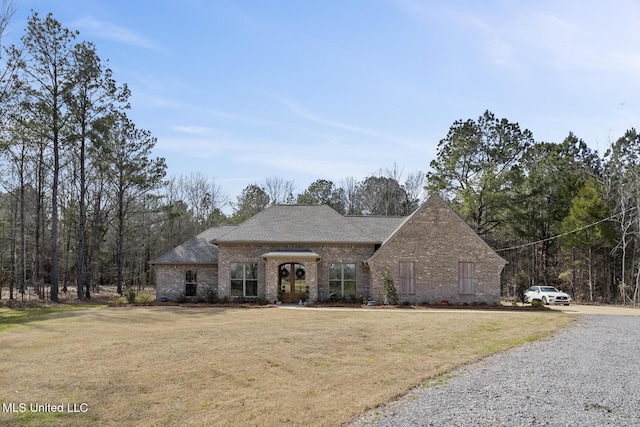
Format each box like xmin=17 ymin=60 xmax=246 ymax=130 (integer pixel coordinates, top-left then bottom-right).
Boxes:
xmin=135 ymin=291 xmax=154 ymax=304
xmin=381 ymin=266 xmax=398 ymax=305
xmin=197 ymin=286 xmax=218 ymax=303
xmin=531 ymin=299 xmax=544 ymax=308
xmin=124 ymin=288 xmax=136 ymax=303
xmin=114 ymin=295 xmax=129 ymax=306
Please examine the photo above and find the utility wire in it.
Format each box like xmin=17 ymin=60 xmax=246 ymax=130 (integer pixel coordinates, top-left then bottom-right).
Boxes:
xmin=495 ymin=205 xmax=638 ymax=252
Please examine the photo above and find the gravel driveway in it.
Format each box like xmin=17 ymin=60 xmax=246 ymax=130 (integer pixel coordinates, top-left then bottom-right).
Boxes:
xmin=350 ymin=313 xmax=640 ymax=426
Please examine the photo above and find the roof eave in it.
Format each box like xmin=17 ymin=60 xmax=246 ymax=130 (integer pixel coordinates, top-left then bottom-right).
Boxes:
xmin=150 ymin=261 xmax=217 ymax=266
xmin=213 ymin=240 xmax=382 ymax=245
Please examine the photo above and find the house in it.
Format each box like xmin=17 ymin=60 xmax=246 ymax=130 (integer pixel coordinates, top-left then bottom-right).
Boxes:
xmin=151 ymin=194 xmax=507 ymax=304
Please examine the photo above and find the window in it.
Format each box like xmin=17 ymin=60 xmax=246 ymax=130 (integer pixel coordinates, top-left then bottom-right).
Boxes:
xmin=458 ymin=262 xmax=475 ymax=294
xmin=185 ymin=270 xmax=197 ymax=297
xmin=230 ymin=263 xmax=258 ymax=297
xmin=329 ymin=263 xmax=356 ymax=298
xmin=398 ymin=262 xmax=415 ymax=295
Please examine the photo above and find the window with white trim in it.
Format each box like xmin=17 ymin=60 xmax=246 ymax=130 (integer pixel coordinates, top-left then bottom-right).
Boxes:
xmin=230 ymin=263 xmax=258 ymax=297
xmin=329 ymin=263 xmax=356 ymax=298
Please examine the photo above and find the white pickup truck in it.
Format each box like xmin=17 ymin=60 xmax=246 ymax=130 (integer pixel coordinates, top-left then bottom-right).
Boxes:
xmin=524 ymin=286 xmax=571 ymax=305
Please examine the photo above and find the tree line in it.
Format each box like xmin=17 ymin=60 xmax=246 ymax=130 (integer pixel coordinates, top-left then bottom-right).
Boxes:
xmin=161 ymin=165 xmax=425 ymax=237
xmin=0 ymin=10 xmax=426 ymax=302
xmin=0 ymin=10 xmax=165 ymax=301
xmin=2 ymin=9 xmax=639 ymax=305
xmin=426 ymin=110 xmax=640 ymax=305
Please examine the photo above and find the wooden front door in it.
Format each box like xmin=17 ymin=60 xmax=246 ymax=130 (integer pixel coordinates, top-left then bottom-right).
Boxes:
xmin=278 ymin=263 xmax=306 ymax=303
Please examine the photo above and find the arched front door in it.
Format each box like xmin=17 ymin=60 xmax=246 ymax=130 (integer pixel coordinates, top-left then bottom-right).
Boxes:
xmin=278 ymin=263 xmax=306 ymax=303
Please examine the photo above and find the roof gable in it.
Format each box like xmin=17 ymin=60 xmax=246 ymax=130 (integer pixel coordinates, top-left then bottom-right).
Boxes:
xmin=150 ymin=225 xmax=236 ymax=265
xmin=367 ymin=193 xmax=507 ymax=263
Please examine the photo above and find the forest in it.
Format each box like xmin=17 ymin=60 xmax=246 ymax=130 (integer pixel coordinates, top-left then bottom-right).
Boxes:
xmin=1 ymin=8 xmax=640 ymax=305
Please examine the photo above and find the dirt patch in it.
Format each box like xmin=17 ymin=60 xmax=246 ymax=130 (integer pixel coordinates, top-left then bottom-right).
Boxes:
xmin=0 ymin=286 xmax=141 ymax=308
xmin=547 ymin=303 xmax=640 ymax=316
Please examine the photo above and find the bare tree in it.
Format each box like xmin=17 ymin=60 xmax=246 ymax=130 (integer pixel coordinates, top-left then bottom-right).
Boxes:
xmin=0 ymin=0 xmax=15 ymax=56
xmin=264 ymin=176 xmax=295 ymax=205
xmin=403 ymin=170 xmax=425 ymax=210
xmin=181 ymin=172 xmax=228 ymax=231
xmin=159 ymin=176 xmax=196 ymax=249
xmin=340 ymin=176 xmax=361 ymax=215
xmin=604 ymin=129 xmax=640 ymax=305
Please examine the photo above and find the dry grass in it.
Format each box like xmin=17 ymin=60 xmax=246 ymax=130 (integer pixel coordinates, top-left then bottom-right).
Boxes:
xmin=0 ymin=305 xmax=574 ymax=427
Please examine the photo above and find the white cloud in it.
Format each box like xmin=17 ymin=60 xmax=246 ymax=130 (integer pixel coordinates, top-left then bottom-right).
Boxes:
xmin=239 ymin=151 xmax=376 ymax=182
xmin=155 ymin=137 xmax=224 ymax=158
xmin=270 ymin=93 xmax=428 ymax=152
xmin=171 ymin=125 xmax=226 ymax=136
xmin=392 ymin=1 xmax=640 ymax=77
xmin=470 ymin=5 xmax=640 ymax=76
xmin=72 ymin=17 xmax=161 ymax=50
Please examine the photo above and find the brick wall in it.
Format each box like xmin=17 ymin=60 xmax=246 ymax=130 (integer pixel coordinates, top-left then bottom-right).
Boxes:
xmin=368 ymin=195 xmax=507 ymax=304
xmin=217 ymin=243 xmax=376 ymax=302
xmin=154 ymin=264 xmax=217 ymax=300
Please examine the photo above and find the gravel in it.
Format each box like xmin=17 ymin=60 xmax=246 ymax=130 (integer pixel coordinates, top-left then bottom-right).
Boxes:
xmin=350 ymin=315 xmax=640 ymax=426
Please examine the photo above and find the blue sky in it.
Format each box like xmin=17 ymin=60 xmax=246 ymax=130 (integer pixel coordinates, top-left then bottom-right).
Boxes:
xmin=5 ymin=0 xmax=640 ymax=203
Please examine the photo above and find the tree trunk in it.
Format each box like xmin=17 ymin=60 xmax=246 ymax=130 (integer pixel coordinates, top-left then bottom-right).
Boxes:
xmin=17 ymin=147 xmax=26 ymax=298
xmin=50 ymin=137 xmax=59 ymax=302
xmin=86 ymin=184 xmax=106 ymax=298
xmin=9 ymin=190 xmax=16 ymax=300
xmin=34 ymin=141 xmax=46 ymax=298
xmin=77 ymin=134 xmax=87 ymax=300
xmin=116 ymin=187 xmax=125 ymax=295
xmin=634 ymin=264 xmax=640 ymax=307
xmin=621 ymin=228 xmax=627 ymax=304
xmin=588 ymin=246 xmax=593 ymax=302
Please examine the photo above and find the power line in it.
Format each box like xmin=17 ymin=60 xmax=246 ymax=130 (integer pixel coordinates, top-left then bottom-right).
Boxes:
xmin=495 ymin=205 xmax=637 ymax=252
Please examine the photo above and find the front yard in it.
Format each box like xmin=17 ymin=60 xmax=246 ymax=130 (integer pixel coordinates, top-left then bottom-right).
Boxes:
xmin=0 ymin=305 xmax=573 ymax=426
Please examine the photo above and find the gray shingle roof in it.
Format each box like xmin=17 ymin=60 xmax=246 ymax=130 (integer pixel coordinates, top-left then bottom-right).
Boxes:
xmin=151 ymin=206 xmax=407 ymax=265
xmin=150 ymin=225 xmax=236 ymax=264
xmin=213 ymin=205 xmax=404 ymax=243
xmin=345 ymin=216 xmax=405 ymax=242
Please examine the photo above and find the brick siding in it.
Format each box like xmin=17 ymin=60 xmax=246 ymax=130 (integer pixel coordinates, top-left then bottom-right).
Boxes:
xmin=367 ymin=195 xmax=507 ymax=304
xmin=155 ymin=264 xmax=217 ymax=300
xmin=217 ymin=243 xmax=376 ymax=302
